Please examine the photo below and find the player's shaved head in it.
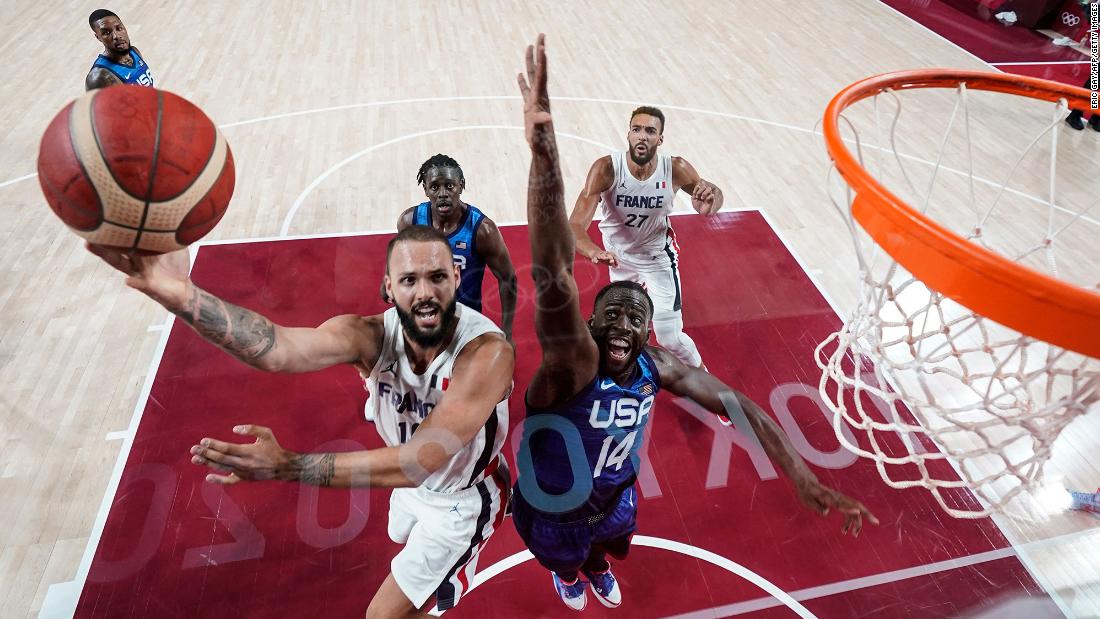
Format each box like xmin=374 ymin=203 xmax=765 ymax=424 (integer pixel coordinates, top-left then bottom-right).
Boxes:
xmin=594 ymin=281 xmax=654 ymax=317
xmin=88 ymin=9 xmax=119 ymax=28
xmin=385 ymin=225 xmax=452 ymax=272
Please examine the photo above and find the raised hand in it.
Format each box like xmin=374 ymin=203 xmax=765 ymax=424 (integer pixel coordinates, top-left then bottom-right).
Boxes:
xmin=691 ymin=180 xmax=719 ymax=214
xmin=796 ymin=479 xmax=880 ymax=537
xmin=86 ymin=242 xmax=191 ymax=309
xmin=517 ymin=33 xmax=552 ymax=149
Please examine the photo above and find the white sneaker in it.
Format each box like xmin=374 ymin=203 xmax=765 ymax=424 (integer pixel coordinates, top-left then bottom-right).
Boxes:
xmin=552 ymin=573 xmax=587 ymax=611
xmin=583 ymin=565 xmax=622 ymax=608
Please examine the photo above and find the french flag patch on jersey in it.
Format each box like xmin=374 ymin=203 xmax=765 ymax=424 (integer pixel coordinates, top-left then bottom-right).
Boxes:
xmin=431 ymin=374 xmax=450 ymax=390
xmin=656 ymin=181 xmax=666 ymax=189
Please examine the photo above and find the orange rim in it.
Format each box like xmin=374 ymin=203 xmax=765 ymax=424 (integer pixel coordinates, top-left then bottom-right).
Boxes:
xmin=824 ymin=69 xmax=1100 ymax=359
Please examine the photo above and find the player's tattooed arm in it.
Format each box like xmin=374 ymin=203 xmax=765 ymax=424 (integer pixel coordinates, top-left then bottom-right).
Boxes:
xmin=289 ymin=453 xmax=337 ymax=486
xmin=85 ymin=67 xmax=122 ymax=90
xmin=170 ymin=285 xmax=373 ymax=374
xmin=192 ymin=426 xmax=411 ymax=488
xmin=173 ymin=285 xmax=278 ymax=364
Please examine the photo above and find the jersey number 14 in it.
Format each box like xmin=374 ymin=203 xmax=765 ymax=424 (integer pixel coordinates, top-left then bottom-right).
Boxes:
xmin=593 ymin=430 xmax=637 ymax=477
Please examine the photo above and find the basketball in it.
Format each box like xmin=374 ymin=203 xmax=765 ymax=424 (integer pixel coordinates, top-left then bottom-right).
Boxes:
xmin=36 ymin=85 xmax=234 ymax=253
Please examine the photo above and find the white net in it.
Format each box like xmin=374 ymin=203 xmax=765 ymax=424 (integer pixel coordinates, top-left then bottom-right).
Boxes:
xmin=817 ymin=76 xmax=1100 ymax=519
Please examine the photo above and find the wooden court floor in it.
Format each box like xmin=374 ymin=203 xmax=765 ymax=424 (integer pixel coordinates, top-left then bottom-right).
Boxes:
xmin=1 ymin=1 xmax=1098 ymax=617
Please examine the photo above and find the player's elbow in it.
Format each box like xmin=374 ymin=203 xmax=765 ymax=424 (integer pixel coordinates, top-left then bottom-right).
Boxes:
xmin=530 ymin=263 xmax=574 ymax=290
xmin=399 ymin=434 xmax=467 ymax=485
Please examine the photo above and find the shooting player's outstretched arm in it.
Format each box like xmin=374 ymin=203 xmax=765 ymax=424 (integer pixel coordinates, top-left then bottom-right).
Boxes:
xmin=86 ymin=243 xmax=374 ymax=373
xmin=517 ymin=34 xmax=599 ymax=408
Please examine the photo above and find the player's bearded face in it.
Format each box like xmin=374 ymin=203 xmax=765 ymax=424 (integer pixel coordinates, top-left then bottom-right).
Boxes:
xmin=387 ymin=240 xmax=461 ymax=348
xmin=396 ymin=296 xmax=458 ymax=348
xmin=627 ymin=115 xmax=663 ymax=166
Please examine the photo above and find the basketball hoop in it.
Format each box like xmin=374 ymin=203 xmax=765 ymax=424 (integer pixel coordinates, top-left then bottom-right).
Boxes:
xmin=816 ymin=69 xmax=1100 ymax=518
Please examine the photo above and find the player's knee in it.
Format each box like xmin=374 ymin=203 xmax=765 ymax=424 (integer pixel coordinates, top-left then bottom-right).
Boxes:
xmin=651 ymin=315 xmax=701 ymax=367
xmin=650 ymin=314 xmax=684 ymax=348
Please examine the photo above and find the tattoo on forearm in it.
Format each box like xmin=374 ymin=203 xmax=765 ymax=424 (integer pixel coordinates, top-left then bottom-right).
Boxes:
xmin=293 ymin=453 xmax=336 ymax=486
xmin=173 ymin=286 xmax=277 ymax=363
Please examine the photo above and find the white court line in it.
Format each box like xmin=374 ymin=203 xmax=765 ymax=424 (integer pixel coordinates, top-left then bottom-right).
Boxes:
xmin=40 ymin=280 xmax=189 ymax=618
xmin=0 ymin=172 xmax=37 ymax=189
xmin=666 ymin=524 xmax=1100 ymax=618
xmin=200 ymin=206 xmax=758 ymax=248
xmin=992 ymin=60 xmax=1092 ymax=66
xmin=146 ymin=324 xmax=164 ymax=332
xmin=279 ymin=125 xmax=614 ymax=236
xmin=874 ymin=1 xmax=998 ymax=71
xmin=662 ymin=546 xmax=1013 ymax=618
xmin=104 ymin=431 xmax=128 ymax=441
xmin=463 ymin=535 xmax=817 ymax=619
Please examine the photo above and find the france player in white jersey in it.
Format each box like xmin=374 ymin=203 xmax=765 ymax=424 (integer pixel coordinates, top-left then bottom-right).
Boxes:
xmin=87 ymin=225 xmax=514 ymax=617
xmin=570 ymin=106 xmax=726 ymax=420
xmin=570 ymin=106 xmax=721 ymax=365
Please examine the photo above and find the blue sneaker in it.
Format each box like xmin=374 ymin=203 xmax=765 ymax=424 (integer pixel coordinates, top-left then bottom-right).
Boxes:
xmin=1068 ymin=488 xmax=1100 ymax=518
xmin=552 ymin=573 xmax=587 ymax=611
xmin=583 ymin=565 xmax=622 ymax=608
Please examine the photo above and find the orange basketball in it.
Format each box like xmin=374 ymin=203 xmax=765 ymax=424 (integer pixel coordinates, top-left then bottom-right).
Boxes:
xmin=36 ymin=85 xmax=235 ymax=253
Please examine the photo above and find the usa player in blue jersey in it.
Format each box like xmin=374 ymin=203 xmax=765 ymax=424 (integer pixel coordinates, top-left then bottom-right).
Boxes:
xmin=85 ymin=10 xmax=154 ymax=90
xmin=369 ymin=155 xmax=518 ymax=422
xmin=514 ymin=35 xmax=878 ymax=611
xmin=384 ymin=155 xmax=517 ymax=341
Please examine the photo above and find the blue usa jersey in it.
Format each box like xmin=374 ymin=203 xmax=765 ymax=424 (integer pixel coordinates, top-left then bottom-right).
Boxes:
xmin=92 ymin=49 xmax=154 ymax=87
xmin=518 ymin=350 xmax=661 ymax=519
xmin=413 ymin=203 xmax=487 ymax=312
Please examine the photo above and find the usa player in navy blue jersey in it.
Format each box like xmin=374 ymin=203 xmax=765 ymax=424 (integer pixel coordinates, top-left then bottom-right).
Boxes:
xmin=514 ymin=35 xmax=878 ymax=611
xmin=85 ymin=9 xmax=154 ymax=90
xmin=384 ymin=155 xmax=517 ymax=341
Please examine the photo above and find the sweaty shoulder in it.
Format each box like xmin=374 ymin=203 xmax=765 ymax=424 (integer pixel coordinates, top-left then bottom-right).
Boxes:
xmin=589 ymin=155 xmax=615 ymax=190
xmin=671 ymin=156 xmax=700 ymax=188
xmin=474 ymin=213 xmax=500 ymax=241
xmin=644 ymin=345 xmax=684 ymax=384
xmin=453 ymin=331 xmax=514 ymax=374
xmin=396 ymin=207 xmax=416 ymax=229
xmin=324 ymin=313 xmax=386 ymax=367
xmin=85 ymin=67 xmax=120 ymax=90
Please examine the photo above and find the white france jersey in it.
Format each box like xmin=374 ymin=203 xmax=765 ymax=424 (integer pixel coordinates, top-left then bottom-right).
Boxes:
xmin=365 ymin=303 xmax=509 ymax=493
xmin=598 ymin=151 xmax=677 ymax=260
